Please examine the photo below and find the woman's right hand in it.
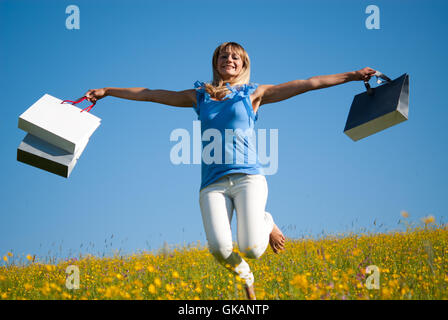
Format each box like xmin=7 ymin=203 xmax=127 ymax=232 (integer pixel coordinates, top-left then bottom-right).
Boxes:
xmin=354 ymin=67 xmax=377 ymax=82
xmin=84 ymin=88 xmax=108 ymax=104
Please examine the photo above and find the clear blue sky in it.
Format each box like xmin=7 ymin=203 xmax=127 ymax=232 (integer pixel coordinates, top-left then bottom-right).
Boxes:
xmin=1 ymin=0 xmax=447 ymax=262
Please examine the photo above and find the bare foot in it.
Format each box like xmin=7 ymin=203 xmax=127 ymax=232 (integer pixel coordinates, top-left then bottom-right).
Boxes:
xmin=269 ymin=224 xmax=285 ymax=254
xmin=244 ymin=284 xmax=256 ymax=300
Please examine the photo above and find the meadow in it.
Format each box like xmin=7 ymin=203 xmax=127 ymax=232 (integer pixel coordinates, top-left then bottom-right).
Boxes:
xmin=1 ymin=214 xmax=447 ymax=300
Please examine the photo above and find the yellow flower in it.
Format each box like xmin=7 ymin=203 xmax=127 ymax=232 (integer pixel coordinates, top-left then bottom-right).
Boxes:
xmin=400 ymin=211 xmax=409 ymax=218
xmin=147 ymin=265 xmax=155 ymax=273
xmin=62 ymin=292 xmax=72 ymax=299
xmin=148 ymin=284 xmax=156 ymax=294
xmin=115 ymin=273 xmax=123 ymax=280
xmin=2 ymin=256 xmax=7 ymax=262
xmin=290 ymin=274 xmax=308 ymax=290
xmin=45 ymin=265 xmax=55 ymax=272
xmin=421 ymin=215 xmax=435 ymax=225
xmin=154 ymin=278 xmax=162 ymax=288
xmin=134 ymin=263 xmax=143 ymax=271
xmin=133 ymin=280 xmax=143 ymax=288
xmin=40 ymin=283 xmax=51 ymax=296
xmin=172 ymin=271 xmax=179 ymax=279
xmin=24 ymin=283 xmax=33 ymax=290
xmin=104 ymin=285 xmax=120 ymax=298
xmin=104 ymin=277 xmax=113 ymax=283
xmin=26 ymin=255 xmax=33 ymax=261
xmin=381 ymin=287 xmax=392 ymax=299
xmin=165 ymin=283 xmax=174 ymax=293
xmin=7 ymin=252 xmax=13 ymax=257
xmin=50 ymin=283 xmax=61 ymax=292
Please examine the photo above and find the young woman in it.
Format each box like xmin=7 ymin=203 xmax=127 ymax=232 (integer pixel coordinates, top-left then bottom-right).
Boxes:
xmin=83 ymin=42 xmax=376 ymax=300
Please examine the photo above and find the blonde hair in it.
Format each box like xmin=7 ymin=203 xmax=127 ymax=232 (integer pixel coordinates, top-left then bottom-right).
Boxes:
xmin=204 ymin=42 xmax=251 ymax=100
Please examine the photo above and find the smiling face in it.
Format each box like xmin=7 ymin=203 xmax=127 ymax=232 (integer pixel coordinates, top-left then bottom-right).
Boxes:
xmin=211 ymin=42 xmax=251 ymax=87
xmin=216 ymin=48 xmax=244 ymax=81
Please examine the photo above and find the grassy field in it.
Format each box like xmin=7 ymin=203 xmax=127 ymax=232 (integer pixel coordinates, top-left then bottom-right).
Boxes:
xmin=1 ymin=218 xmax=447 ymax=300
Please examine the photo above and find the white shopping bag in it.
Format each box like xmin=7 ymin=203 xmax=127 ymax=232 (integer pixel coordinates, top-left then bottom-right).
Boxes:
xmin=17 ymin=133 xmax=89 ymax=178
xmin=18 ymin=94 xmax=101 ymax=153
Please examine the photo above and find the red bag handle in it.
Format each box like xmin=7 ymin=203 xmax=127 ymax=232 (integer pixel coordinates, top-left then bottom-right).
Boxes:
xmin=61 ymin=96 xmax=96 ymax=113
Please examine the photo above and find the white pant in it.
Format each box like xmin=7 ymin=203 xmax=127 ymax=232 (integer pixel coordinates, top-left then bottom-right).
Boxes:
xmin=199 ymin=173 xmax=274 ymax=286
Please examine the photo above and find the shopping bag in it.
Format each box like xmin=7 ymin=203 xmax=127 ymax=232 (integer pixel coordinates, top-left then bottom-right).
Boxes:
xmin=17 ymin=133 xmax=89 ymax=178
xmin=18 ymin=94 xmax=101 ymax=153
xmin=344 ymin=72 xmax=409 ymax=141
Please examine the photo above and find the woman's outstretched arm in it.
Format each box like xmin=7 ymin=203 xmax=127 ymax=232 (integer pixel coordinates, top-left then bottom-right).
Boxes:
xmin=83 ymin=87 xmax=197 ymax=108
xmin=257 ymin=67 xmax=377 ymax=106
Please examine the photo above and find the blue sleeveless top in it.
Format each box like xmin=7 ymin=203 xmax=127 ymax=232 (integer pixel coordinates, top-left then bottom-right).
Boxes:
xmin=193 ymin=81 xmax=264 ymax=191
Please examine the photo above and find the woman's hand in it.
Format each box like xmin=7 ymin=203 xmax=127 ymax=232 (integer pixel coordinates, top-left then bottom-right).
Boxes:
xmin=84 ymin=88 xmax=108 ymax=104
xmin=354 ymin=67 xmax=377 ymax=82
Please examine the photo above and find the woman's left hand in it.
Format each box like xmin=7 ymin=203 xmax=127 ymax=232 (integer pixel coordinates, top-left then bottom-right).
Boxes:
xmin=354 ymin=67 xmax=377 ymax=81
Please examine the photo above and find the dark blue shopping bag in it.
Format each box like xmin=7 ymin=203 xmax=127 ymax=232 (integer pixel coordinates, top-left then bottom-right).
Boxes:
xmin=344 ymin=72 xmax=409 ymax=141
